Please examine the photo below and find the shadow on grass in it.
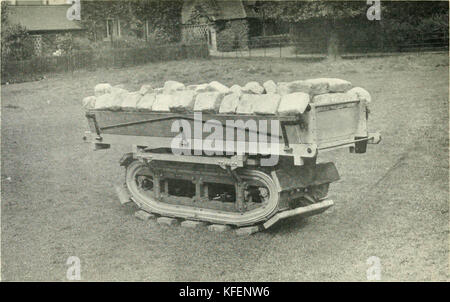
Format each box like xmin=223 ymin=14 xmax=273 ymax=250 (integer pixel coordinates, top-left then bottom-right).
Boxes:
xmin=263 ymin=216 xmax=310 ymax=236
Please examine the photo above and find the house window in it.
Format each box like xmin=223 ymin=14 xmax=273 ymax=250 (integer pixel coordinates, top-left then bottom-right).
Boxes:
xmin=106 ymin=19 xmax=121 ymax=38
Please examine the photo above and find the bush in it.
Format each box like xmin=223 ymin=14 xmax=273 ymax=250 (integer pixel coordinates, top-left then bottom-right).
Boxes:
xmin=383 ymin=13 xmax=449 ymax=45
xmin=1 ymin=2 xmax=33 ymax=61
xmin=216 ymin=20 xmax=249 ymax=52
xmin=72 ymin=36 xmax=95 ymax=51
xmin=1 ymin=24 xmax=33 ymax=60
xmin=146 ymin=27 xmax=174 ymax=45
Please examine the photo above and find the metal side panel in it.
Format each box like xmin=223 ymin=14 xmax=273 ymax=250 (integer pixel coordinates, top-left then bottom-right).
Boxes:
xmin=271 ymin=162 xmax=340 ymax=192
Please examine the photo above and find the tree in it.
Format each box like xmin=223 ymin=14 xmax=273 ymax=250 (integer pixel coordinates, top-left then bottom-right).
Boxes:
xmin=1 ymin=2 xmax=32 ymax=61
xmin=258 ymin=0 xmax=365 ymax=59
xmin=257 ymin=0 xmax=448 ymax=59
xmin=80 ymin=0 xmax=183 ymax=44
xmin=132 ymin=0 xmax=183 ymax=43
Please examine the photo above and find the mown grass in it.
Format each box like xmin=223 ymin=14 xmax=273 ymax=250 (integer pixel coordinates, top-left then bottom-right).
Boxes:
xmin=1 ymin=52 xmax=448 ymax=281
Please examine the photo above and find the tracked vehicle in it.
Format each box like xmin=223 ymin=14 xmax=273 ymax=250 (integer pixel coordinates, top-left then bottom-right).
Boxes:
xmin=83 ymin=79 xmax=380 ymax=231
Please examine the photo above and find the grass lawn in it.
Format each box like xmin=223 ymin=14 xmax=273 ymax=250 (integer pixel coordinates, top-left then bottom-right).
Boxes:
xmin=1 ymin=53 xmax=448 ymax=281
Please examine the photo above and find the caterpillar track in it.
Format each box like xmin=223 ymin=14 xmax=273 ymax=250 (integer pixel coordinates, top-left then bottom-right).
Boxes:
xmin=118 ymin=151 xmax=339 ymax=231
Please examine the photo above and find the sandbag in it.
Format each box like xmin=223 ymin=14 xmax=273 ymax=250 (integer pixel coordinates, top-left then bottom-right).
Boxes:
xmin=277 ymin=92 xmax=310 ymax=115
xmin=312 ymin=92 xmax=359 ymax=105
xmin=263 ymin=80 xmax=277 ymax=94
xmin=194 ymin=92 xmax=225 ymax=113
xmin=219 ymin=93 xmax=240 ymax=114
xmin=121 ymin=92 xmax=142 ymax=109
xmin=139 ymin=84 xmax=153 ymax=95
xmin=82 ymin=96 xmax=96 ymax=109
xmin=242 ymin=81 xmax=265 ymax=94
xmin=236 ymin=94 xmax=259 ymax=114
xmin=304 ymin=78 xmax=352 ymax=94
xmin=191 ymin=84 xmax=210 ymax=93
xmin=136 ymin=93 xmax=156 ymax=110
xmin=94 ymin=93 xmax=123 ymax=110
xmin=187 ymin=84 xmax=207 ymax=91
xmin=304 ymin=78 xmax=330 ymax=95
xmin=347 ymin=87 xmax=371 ymax=103
xmin=277 ymin=81 xmax=312 ymax=95
xmin=207 ymin=81 xmax=230 ymax=94
xmin=169 ymin=90 xmax=196 ymax=112
xmin=229 ymin=84 xmax=243 ymax=96
xmin=152 ymin=94 xmax=172 ymax=112
xmin=252 ymin=94 xmax=281 ymax=115
xmin=111 ymin=87 xmax=129 ymax=95
xmin=94 ymin=83 xmax=112 ymax=97
xmin=163 ymin=80 xmax=185 ymax=94
xmin=154 ymin=88 xmax=164 ymax=94
xmin=325 ymin=78 xmax=352 ymax=92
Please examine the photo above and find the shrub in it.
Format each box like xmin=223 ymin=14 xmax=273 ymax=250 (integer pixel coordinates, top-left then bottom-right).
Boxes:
xmin=1 ymin=2 xmax=33 ymax=61
xmin=1 ymin=24 xmax=33 ymax=60
xmin=146 ymin=27 xmax=174 ymax=45
xmin=216 ymin=20 xmax=249 ymax=52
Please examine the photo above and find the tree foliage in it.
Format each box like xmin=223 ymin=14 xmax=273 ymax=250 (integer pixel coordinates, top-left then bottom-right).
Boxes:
xmin=257 ymin=0 xmax=364 ymax=22
xmin=1 ymin=2 xmax=32 ymax=60
xmin=256 ymin=0 xmax=448 ymax=58
xmin=257 ymin=0 xmax=448 ymax=23
xmin=80 ymin=0 xmax=183 ymax=43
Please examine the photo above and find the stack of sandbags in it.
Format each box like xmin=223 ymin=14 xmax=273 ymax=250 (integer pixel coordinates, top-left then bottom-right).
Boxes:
xmin=82 ymin=78 xmax=370 ymax=116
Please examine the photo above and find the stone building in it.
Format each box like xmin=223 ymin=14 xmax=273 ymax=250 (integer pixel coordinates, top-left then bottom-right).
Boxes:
xmin=181 ymin=0 xmax=262 ymax=52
